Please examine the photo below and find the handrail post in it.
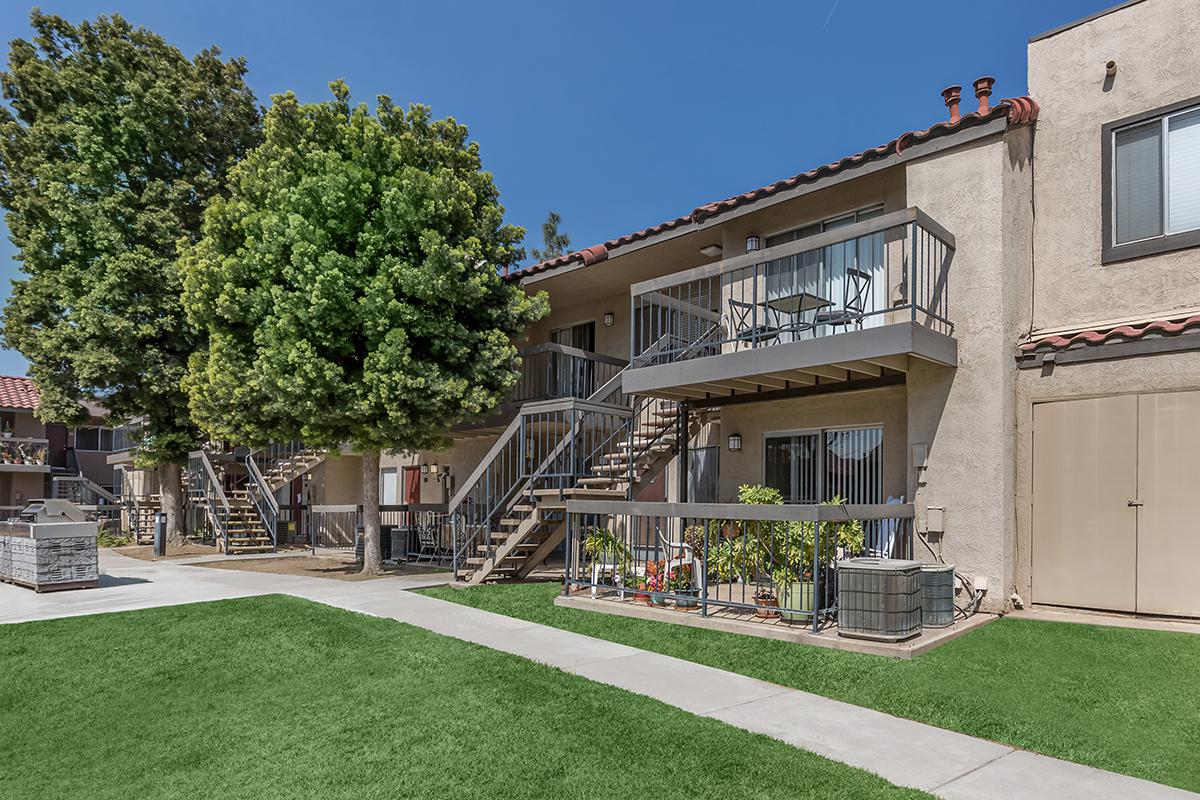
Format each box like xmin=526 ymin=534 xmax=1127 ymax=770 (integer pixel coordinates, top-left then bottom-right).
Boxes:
xmin=910 ymin=221 xmax=918 ymax=323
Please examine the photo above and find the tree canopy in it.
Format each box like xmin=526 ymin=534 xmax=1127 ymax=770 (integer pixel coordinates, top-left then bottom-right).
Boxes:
xmin=181 ymin=82 xmax=547 ymax=453
xmin=530 ymin=210 xmax=570 ymax=262
xmin=0 ymin=11 xmax=261 ymax=465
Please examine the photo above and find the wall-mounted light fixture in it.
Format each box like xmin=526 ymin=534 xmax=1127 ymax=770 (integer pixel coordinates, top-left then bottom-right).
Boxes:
xmin=699 ymin=244 xmax=723 ymax=258
xmin=420 ymin=464 xmax=429 ymax=474
xmin=603 ymin=312 xmax=615 ymax=328
xmin=727 ymin=433 xmax=742 ymax=452
xmin=430 ymin=464 xmax=440 ymax=476
xmin=745 ymin=235 xmax=761 ymax=253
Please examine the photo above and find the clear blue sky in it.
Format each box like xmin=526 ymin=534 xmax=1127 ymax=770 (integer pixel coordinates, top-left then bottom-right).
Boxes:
xmin=0 ymin=0 xmax=1109 ymax=376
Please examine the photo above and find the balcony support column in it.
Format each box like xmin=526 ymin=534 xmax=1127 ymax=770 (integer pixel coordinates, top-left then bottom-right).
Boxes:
xmin=676 ymin=401 xmax=690 ymax=502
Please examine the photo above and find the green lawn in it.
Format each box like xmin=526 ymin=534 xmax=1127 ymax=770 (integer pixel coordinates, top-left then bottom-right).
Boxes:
xmin=421 ymin=582 xmax=1200 ymax=792
xmin=0 ymin=596 xmax=927 ymax=800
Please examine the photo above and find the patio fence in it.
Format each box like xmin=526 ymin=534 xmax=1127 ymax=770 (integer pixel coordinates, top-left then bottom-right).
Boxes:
xmin=563 ymin=499 xmax=914 ymax=633
xmin=308 ymin=504 xmax=451 ymax=559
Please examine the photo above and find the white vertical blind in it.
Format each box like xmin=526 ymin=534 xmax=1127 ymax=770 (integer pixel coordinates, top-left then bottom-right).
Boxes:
xmin=1168 ymin=109 xmax=1200 ymax=234
xmin=1114 ymin=122 xmax=1163 ymax=244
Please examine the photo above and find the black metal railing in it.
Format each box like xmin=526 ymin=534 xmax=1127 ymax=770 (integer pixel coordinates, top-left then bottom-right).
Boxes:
xmin=630 ymin=207 xmax=955 ymax=366
xmin=509 ymin=343 xmax=626 ymax=404
xmin=563 ymin=499 xmax=914 ymax=633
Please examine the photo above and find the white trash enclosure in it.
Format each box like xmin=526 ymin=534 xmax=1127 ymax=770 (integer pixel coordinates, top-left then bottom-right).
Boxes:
xmin=0 ymin=500 xmax=98 ymax=592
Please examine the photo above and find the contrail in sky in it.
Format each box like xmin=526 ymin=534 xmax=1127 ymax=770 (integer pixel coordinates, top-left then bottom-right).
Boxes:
xmin=822 ymin=0 xmax=841 ymax=29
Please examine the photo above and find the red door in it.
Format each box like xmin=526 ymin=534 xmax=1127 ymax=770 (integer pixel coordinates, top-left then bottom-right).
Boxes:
xmin=403 ymin=467 xmax=421 ymax=505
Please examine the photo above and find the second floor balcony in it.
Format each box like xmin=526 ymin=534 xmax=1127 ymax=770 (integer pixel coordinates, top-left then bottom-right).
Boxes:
xmin=449 ymin=343 xmax=627 ymax=437
xmin=623 ymin=206 xmax=957 ymax=401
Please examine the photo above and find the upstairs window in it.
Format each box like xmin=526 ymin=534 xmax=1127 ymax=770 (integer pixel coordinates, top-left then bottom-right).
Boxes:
xmin=1105 ymin=100 xmax=1200 ymax=261
xmin=74 ymin=426 xmax=114 ymax=452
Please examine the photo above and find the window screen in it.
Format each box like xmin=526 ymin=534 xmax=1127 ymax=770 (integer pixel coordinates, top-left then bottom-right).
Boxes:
xmin=1168 ymin=109 xmax=1200 ymax=234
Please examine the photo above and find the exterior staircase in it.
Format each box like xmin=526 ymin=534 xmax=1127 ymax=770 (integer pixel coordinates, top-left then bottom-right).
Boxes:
xmin=127 ymin=494 xmax=161 ymax=545
xmin=452 ymin=385 xmax=710 ymax=584
xmin=187 ymin=443 xmax=326 ymax=555
xmin=224 ymin=488 xmax=275 ymax=554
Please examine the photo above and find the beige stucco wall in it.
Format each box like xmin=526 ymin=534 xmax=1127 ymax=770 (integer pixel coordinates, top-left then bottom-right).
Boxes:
xmin=1014 ymin=352 xmax=1200 ymax=605
xmin=1028 ymin=0 xmax=1200 ymax=331
xmin=714 ymin=385 xmax=907 ymax=504
xmin=311 ymin=453 xmax=363 ymax=505
xmin=905 ymin=127 xmax=1033 ymax=612
xmin=524 ymin=287 xmax=631 ymax=362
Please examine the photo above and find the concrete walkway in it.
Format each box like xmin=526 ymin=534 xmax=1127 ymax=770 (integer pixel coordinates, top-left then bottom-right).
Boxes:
xmin=2 ymin=552 xmax=1193 ymax=800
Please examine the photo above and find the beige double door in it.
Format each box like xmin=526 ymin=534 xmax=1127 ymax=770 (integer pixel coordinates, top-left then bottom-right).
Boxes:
xmin=1032 ymin=391 xmax=1200 ymax=617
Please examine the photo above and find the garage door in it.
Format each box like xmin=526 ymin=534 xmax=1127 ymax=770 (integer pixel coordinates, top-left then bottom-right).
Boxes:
xmin=1032 ymin=391 xmax=1200 ymax=616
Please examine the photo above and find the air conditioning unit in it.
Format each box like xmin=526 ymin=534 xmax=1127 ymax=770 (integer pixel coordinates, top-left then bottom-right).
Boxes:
xmin=920 ymin=563 xmax=956 ymax=628
xmin=836 ymin=557 xmax=922 ymax=642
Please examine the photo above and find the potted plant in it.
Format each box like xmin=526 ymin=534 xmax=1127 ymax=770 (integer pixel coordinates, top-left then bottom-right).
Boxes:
xmin=671 ymin=563 xmax=700 ymax=609
xmin=754 ymin=586 xmax=780 ymax=618
xmin=32 ymin=446 xmax=46 ymax=466
xmin=646 ymin=560 xmax=668 ymax=606
xmin=633 ymin=577 xmax=651 ymax=605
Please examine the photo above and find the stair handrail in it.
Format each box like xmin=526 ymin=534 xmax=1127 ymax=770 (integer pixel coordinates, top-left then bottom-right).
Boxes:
xmin=448 ymin=369 xmax=634 ymax=577
xmin=187 ymin=449 xmax=231 ymax=547
xmin=52 ymin=474 xmax=118 ymax=505
xmin=244 ymin=453 xmax=279 ymax=552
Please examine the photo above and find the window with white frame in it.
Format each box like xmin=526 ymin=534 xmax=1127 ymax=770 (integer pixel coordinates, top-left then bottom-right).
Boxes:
xmin=764 ymin=426 xmax=882 ymax=504
xmin=379 ymin=468 xmax=399 ymax=506
xmin=1106 ymin=100 xmax=1200 ymax=259
xmin=74 ymin=426 xmax=114 ymax=452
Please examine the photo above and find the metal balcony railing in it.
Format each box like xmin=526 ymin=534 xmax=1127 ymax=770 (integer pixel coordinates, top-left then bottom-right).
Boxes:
xmin=630 ymin=207 xmax=955 ymax=367
xmin=509 ymin=343 xmax=627 ymax=404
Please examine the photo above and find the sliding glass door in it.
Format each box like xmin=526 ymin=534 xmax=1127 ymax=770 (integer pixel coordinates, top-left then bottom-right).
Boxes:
xmin=764 ymin=426 xmax=882 ymax=504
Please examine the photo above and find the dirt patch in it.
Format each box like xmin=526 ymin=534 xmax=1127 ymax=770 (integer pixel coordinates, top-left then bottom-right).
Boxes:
xmin=189 ymin=554 xmax=449 ymax=582
xmin=113 ymin=543 xmax=220 ymax=561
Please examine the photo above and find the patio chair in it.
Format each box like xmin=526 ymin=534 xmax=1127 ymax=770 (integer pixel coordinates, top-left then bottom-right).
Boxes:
xmin=414 ymin=521 xmax=441 ymax=564
xmin=656 ymin=529 xmax=702 ymax=590
xmin=727 ymin=298 xmax=782 ymax=350
xmin=814 ymin=266 xmax=872 ymax=330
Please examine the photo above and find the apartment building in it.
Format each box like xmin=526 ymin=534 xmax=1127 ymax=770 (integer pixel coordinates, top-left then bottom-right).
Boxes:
xmin=378 ymin=0 xmax=1200 ymax=621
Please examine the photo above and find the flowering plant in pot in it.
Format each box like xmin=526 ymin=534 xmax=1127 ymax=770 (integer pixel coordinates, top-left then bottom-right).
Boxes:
xmin=645 ymin=570 xmax=668 ymax=606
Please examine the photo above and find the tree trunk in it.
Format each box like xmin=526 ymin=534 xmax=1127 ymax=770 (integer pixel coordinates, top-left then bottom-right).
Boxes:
xmin=158 ymin=461 xmax=186 ymax=548
xmin=360 ymin=448 xmax=383 ymax=575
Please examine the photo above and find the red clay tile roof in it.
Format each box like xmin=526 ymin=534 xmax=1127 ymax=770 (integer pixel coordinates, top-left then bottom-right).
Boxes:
xmin=0 ymin=375 xmax=39 ymax=410
xmin=509 ymin=94 xmax=1039 ymax=281
xmin=1019 ymin=314 xmax=1200 ymax=353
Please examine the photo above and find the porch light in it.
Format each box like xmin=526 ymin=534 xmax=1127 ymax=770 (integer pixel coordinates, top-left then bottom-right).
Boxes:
xmin=430 ymin=463 xmax=439 ymax=475
xmin=603 ymin=312 xmax=615 ymax=327
xmin=699 ymin=244 xmax=723 ymax=258
xmin=420 ymin=464 xmax=429 ymax=474
xmin=727 ymin=433 xmax=742 ymax=452
xmin=745 ymin=235 xmax=761 ymax=253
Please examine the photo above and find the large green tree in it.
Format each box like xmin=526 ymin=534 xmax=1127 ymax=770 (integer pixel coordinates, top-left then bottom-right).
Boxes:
xmin=0 ymin=12 xmax=261 ymax=540
xmin=182 ymin=83 xmax=546 ymax=573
